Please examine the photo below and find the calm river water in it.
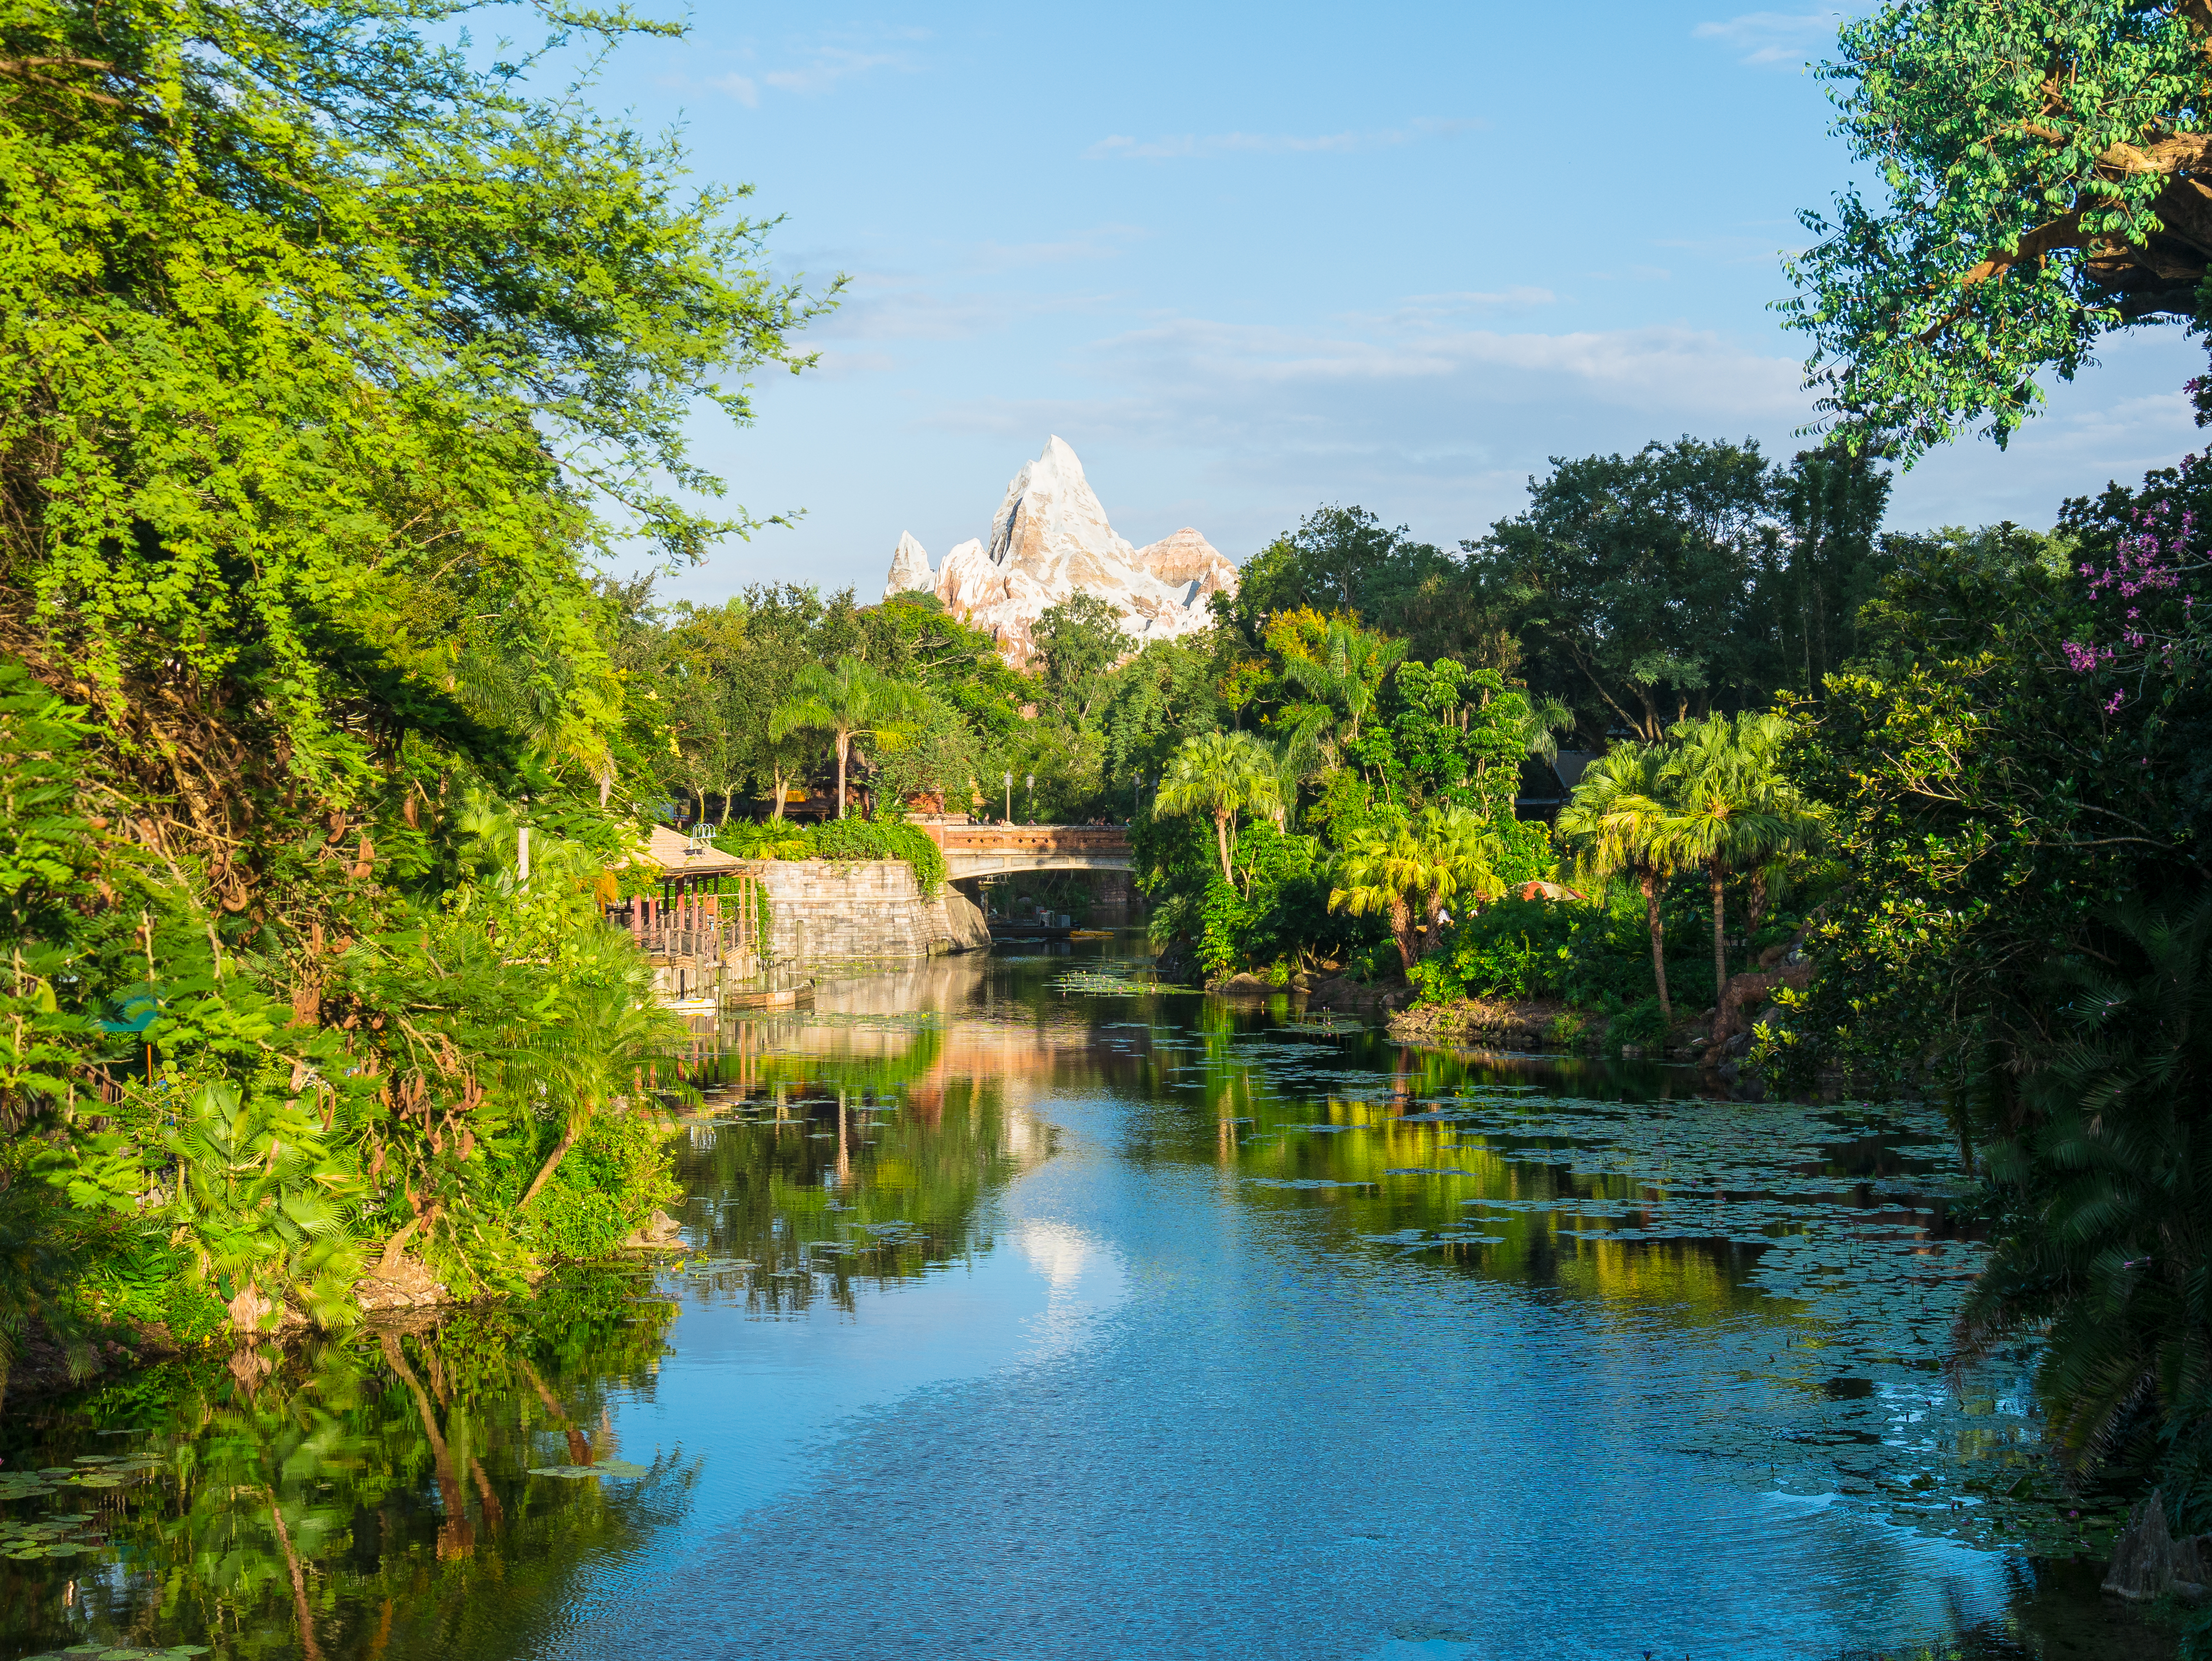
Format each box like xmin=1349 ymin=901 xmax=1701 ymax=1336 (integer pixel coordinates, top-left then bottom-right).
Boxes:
xmin=0 ymin=937 xmax=2180 ymax=1660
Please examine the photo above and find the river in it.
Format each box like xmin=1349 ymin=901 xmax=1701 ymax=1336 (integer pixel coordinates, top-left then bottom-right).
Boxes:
xmin=0 ymin=936 xmax=2178 ymax=1659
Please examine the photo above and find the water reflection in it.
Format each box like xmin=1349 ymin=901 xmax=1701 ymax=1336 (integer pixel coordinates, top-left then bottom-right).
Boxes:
xmin=0 ymin=1274 xmax=682 ymax=1661
xmin=0 ymin=937 xmax=2179 ymax=1660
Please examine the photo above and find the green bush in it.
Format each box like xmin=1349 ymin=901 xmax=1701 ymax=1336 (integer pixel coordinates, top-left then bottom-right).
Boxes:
xmin=1409 ymin=888 xmax=1727 ymax=1010
xmin=808 ymin=817 xmax=948 ymax=894
xmin=1612 ymin=996 xmax=1668 ymax=1052
xmin=532 ymin=1112 xmax=678 ymax=1260
xmin=720 ymin=816 xmax=948 ymax=895
xmin=1543 ymin=1010 xmax=1590 ymax=1049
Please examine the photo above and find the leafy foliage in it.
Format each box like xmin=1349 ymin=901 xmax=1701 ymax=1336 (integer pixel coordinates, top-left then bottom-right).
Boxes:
xmin=1783 ymin=0 xmax=2212 ymax=455
xmin=0 ymin=0 xmax=825 ymax=1353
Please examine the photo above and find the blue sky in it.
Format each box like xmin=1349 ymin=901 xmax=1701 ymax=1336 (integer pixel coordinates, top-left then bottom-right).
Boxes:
xmin=571 ymin=2 xmax=2203 ymax=603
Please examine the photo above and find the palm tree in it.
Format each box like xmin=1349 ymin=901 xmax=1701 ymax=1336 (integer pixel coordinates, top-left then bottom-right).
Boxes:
xmin=1654 ymin=714 xmax=1821 ymax=999
xmin=1329 ymin=805 xmax=1506 ymax=973
xmin=1260 ymin=721 xmax=1323 ymax=831
xmin=1154 ymin=730 xmax=1282 ymax=884
xmin=1278 ymin=621 xmax=1406 ymax=761
xmin=509 ymin=973 xmax=690 ymax=1211
xmin=1512 ymin=692 xmax=1578 ymax=766
xmin=769 ymin=659 xmax=923 ymax=819
xmin=1555 ymin=744 xmax=1679 ymax=1019
xmin=163 ymin=1082 xmax=365 ymax=1336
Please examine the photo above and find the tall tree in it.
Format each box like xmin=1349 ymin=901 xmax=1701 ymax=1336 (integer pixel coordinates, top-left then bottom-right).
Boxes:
xmin=1033 ymin=592 xmax=1129 ymax=722
xmin=1782 ymin=0 xmax=2212 ymax=454
xmin=1556 ymin=746 xmax=1680 ymax=1018
xmin=769 ymin=659 xmax=923 ymax=819
xmin=1154 ymin=730 xmax=1283 ymax=884
xmin=1774 ymin=447 xmax=1896 ymax=695
xmin=1328 ymin=806 xmax=1506 ymax=973
xmin=1469 ymin=440 xmax=1784 ymax=741
xmin=1653 ymin=714 xmax=1822 ymax=999
xmin=1216 ymin=506 xmax=1496 ymax=660
xmin=1277 ymin=620 xmax=1407 ymax=759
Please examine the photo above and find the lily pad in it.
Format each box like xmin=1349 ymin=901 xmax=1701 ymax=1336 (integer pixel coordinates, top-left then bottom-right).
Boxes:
xmin=528 ymin=1458 xmax=648 ymax=1480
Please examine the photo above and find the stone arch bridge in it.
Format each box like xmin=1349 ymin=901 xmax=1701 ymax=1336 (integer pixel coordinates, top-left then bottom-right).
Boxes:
xmin=917 ymin=823 xmax=1133 ymax=884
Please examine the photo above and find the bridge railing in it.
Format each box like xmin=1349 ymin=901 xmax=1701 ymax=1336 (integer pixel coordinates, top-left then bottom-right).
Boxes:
xmin=922 ymin=824 xmax=1132 ymax=855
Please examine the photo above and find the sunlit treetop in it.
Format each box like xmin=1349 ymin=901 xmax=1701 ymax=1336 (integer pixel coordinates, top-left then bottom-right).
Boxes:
xmin=0 ymin=0 xmax=833 ymax=801
xmin=1782 ymin=0 xmax=2212 ymax=458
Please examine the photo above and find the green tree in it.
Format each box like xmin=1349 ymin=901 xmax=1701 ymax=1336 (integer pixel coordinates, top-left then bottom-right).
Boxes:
xmin=1214 ymin=506 xmax=1493 ymax=659
xmin=0 ymin=0 xmax=835 ymax=1334
xmin=1154 ymin=730 xmax=1284 ymax=885
xmin=1098 ymin=636 xmax=1229 ymax=806
xmin=1556 ymin=745 xmax=1681 ymax=1019
xmin=770 ymin=659 xmax=925 ymax=820
xmin=510 ymin=972 xmax=688 ymax=1213
xmin=1277 ymin=619 xmax=1407 ymax=760
xmin=1956 ymin=900 xmax=2212 ymax=1478
xmin=1033 ymin=592 xmax=1129 ymax=722
xmin=1653 ymin=713 xmax=1822 ymax=1000
xmin=1470 ymin=439 xmax=1784 ymax=740
xmin=1328 ymin=806 xmax=1507 ymax=974
xmin=1775 ymin=448 xmax=1896 ymax=695
xmin=1783 ymin=0 xmax=2212 ymax=455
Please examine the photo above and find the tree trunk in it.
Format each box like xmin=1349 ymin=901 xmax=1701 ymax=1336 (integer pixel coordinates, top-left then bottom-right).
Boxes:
xmin=1212 ymin=809 xmax=1234 ymax=883
xmin=1641 ymin=869 xmax=1672 ymax=1020
xmin=771 ymin=765 xmax=787 ymax=821
xmin=1391 ymin=894 xmax=1418 ymax=973
xmin=520 ymin=1117 xmax=580 ymax=1209
xmin=835 ymin=733 xmax=850 ymax=818
xmin=1709 ymin=860 xmax=1728 ymax=1008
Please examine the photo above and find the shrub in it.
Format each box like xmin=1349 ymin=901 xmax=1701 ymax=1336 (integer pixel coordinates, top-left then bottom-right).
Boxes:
xmin=1543 ymin=1010 xmax=1590 ymax=1049
xmin=1612 ymin=996 xmax=1667 ymax=1052
xmin=531 ymin=1112 xmax=679 ymax=1260
xmin=717 ymin=816 xmax=948 ymax=894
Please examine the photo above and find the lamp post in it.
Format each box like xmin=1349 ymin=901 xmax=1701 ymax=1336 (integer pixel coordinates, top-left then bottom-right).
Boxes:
xmin=1025 ymin=773 xmax=1035 ymax=823
xmin=1003 ymin=771 xmax=1012 ymax=823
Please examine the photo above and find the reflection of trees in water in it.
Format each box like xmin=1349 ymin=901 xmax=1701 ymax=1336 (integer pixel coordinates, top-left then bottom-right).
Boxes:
xmin=0 ymin=1271 xmax=684 ymax=1661
xmin=670 ymin=1065 xmax=1037 ymax=1318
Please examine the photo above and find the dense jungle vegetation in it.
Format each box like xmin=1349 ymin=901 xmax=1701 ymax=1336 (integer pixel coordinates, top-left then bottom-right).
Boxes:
xmin=7 ymin=0 xmax=2212 ymax=1574
xmin=0 ymin=0 xmax=832 ymax=1394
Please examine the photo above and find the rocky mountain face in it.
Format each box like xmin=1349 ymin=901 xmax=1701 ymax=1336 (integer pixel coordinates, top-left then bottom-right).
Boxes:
xmin=881 ymin=436 xmax=1237 ymax=664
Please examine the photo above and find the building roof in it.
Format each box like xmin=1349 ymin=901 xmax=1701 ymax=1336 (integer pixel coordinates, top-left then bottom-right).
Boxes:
xmin=640 ymin=824 xmax=748 ymax=876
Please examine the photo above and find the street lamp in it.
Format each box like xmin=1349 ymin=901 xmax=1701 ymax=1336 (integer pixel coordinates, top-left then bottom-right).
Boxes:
xmin=1025 ymin=773 xmax=1035 ymax=823
xmin=1003 ymin=771 xmax=1012 ymax=823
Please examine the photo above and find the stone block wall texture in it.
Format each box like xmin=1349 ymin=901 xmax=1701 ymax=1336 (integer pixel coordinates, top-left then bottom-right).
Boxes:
xmin=733 ymin=859 xmax=988 ymax=962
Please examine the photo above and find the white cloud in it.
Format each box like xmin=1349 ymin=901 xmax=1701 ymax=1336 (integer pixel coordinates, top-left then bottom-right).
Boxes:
xmin=761 ymin=47 xmax=904 ymax=94
xmin=1692 ymin=11 xmax=1844 ymax=68
xmin=916 ymin=312 xmax=1812 ymax=552
xmin=1082 ymin=315 xmax=1804 ymax=418
xmin=1083 ymin=117 xmax=1484 ymax=162
xmin=967 ymin=224 xmax=1154 ymax=271
xmin=702 ymin=28 xmax=924 ymax=104
xmin=809 ymin=271 xmax=1125 ymax=344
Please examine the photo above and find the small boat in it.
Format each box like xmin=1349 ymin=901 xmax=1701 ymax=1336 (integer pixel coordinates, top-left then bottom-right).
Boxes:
xmin=724 ymin=981 xmax=815 ymax=1011
xmin=662 ymin=995 xmax=718 ymax=1016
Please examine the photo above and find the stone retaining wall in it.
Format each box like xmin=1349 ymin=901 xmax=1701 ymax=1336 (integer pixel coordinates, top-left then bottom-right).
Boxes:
xmin=733 ymin=858 xmax=989 ymax=962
